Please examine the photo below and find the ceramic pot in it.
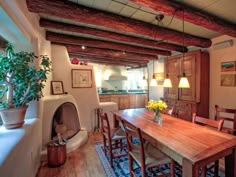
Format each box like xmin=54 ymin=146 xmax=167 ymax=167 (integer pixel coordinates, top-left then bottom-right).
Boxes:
xmin=0 ymin=105 xmax=28 ymax=129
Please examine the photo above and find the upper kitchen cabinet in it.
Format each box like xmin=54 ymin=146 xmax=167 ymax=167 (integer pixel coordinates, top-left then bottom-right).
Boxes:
xmin=164 ymin=50 xmax=209 ymax=121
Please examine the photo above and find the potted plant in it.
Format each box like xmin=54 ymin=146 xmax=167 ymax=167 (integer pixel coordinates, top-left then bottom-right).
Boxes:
xmin=0 ymin=43 xmax=52 ymax=129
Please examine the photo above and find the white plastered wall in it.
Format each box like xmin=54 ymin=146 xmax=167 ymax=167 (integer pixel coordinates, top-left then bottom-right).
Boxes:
xmin=148 ymin=58 xmax=165 ymax=100
xmin=208 ymin=35 xmax=236 ymax=118
xmin=0 ymin=0 xmax=52 ymax=176
xmin=51 ymin=45 xmax=100 ymax=131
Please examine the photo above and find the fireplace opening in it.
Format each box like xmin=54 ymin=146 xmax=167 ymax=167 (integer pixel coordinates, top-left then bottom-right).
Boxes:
xmin=51 ymin=102 xmax=81 ymax=141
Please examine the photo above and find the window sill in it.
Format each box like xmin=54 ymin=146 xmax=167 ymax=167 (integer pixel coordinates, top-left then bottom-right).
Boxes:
xmin=0 ymin=118 xmax=41 ymax=176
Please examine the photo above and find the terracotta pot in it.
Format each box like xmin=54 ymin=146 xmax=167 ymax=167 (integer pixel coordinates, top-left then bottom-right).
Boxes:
xmin=47 ymin=142 xmax=67 ymax=167
xmin=0 ymin=106 xmax=28 ymax=129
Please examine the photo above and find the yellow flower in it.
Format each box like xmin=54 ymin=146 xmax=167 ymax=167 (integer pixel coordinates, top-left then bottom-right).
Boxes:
xmin=146 ymin=99 xmax=167 ymax=113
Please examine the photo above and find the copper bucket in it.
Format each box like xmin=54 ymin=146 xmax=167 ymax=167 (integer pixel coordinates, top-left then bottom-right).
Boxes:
xmin=47 ymin=141 xmax=67 ymax=167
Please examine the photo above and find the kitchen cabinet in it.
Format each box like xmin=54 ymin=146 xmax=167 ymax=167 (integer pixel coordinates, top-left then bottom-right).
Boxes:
xmin=99 ymin=93 xmax=148 ymax=110
xmin=164 ymin=50 xmax=209 ymax=121
xmin=118 ymin=95 xmax=130 ymax=110
xmin=99 ymin=95 xmax=111 ymax=102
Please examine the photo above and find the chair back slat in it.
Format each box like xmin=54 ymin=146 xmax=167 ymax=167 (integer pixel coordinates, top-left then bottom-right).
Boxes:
xmin=214 ymin=105 xmax=236 ymax=131
xmin=168 ymin=106 xmax=175 ymax=116
xmin=122 ymin=120 xmax=144 ymax=155
xmin=99 ymin=110 xmax=111 ymax=139
xmin=163 ymin=106 xmax=175 ymax=116
xmin=192 ymin=113 xmax=224 ymax=131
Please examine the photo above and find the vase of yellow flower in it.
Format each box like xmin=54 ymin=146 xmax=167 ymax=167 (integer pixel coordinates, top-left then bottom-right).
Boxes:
xmin=146 ymin=100 xmax=167 ymax=124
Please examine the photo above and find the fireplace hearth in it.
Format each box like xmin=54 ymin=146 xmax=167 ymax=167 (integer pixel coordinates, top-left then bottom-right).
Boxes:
xmin=51 ymin=102 xmax=81 ymax=141
xmin=41 ymin=94 xmax=88 ymax=155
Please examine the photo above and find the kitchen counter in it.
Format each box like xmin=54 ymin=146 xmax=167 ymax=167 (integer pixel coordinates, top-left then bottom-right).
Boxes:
xmin=98 ymin=90 xmax=148 ymax=95
xmin=99 ymin=92 xmax=148 ymax=109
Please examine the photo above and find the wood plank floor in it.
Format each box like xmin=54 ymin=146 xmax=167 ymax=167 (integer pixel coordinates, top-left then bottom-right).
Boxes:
xmin=36 ymin=132 xmax=106 ymax=177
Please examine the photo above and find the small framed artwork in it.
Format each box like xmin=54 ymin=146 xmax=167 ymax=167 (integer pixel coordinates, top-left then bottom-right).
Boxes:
xmin=154 ymin=72 xmax=164 ymax=85
xmin=51 ymin=81 xmax=64 ymax=95
xmin=71 ymin=69 xmax=92 ymax=88
xmin=221 ymin=61 xmax=236 ymax=72
xmin=220 ymin=74 xmax=236 ymax=87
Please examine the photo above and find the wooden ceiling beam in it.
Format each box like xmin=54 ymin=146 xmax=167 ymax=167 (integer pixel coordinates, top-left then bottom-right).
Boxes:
xmin=46 ymin=32 xmax=171 ymax=56
xmin=130 ymin=0 xmax=236 ymax=38
xmin=69 ymin=55 xmax=145 ymax=67
xmin=40 ymin=19 xmax=187 ymax=52
xmin=69 ymin=53 xmax=148 ymax=65
xmin=74 ymin=60 xmax=128 ymax=66
xmin=53 ymin=43 xmax=158 ymax=61
xmin=26 ymin=0 xmax=211 ymax=48
xmin=127 ymin=65 xmax=148 ymax=70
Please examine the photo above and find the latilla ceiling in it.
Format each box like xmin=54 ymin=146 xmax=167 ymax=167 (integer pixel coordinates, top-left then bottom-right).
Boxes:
xmin=26 ymin=0 xmax=236 ymax=68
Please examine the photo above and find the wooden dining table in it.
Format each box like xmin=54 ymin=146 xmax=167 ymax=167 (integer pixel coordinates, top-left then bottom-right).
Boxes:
xmin=112 ymin=108 xmax=236 ymax=177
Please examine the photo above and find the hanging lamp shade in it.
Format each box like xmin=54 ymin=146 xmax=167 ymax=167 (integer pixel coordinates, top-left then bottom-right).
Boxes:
xmin=163 ymin=78 xmax=172 ymax=88
xmin=178 ymin=73 xmax=190 ymax=88
xmin=143 ymin=67 xmax=146 ymax=80
xmin=150 ymin=74 xmax=157 ymax=87
xmin=150 ymin=60 xmax=157 ymax=87
xmin=163 ymin=73 xmax=172 ymax=88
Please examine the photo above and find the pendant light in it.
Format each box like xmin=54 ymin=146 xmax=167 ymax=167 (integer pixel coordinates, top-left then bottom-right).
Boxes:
xmin=143 ymin=67 xmax=146 ymax=80
xmin=150 ymin=60 xmax=157 ymax=87
xmin=163 ymin=41 xmax=172 ymax=88
xmin=142 ymin=67 xmax=148 ymax=87
xmin=178 ymin=8 xmax=190 ymax=88
xmin=163 ymin=74 xmax=172 ymax=88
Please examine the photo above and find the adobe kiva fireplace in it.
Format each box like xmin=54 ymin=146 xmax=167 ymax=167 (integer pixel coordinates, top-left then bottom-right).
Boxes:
xmin=41 ymin=94 xmax=88 ymax=155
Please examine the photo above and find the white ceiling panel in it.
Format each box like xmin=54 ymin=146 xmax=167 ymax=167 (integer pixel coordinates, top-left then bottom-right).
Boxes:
xmin=107 ymin=1 xmax=125 ymax=14
xmin=119 ymin=5 xmax=137 ymax=17
xmin=93 ymin=0 xmax=111 ymax=10
xmin=73 ymin=0 xmax=94 ymax=7
xmin=131 ymin=10 xmax=156 ymax=23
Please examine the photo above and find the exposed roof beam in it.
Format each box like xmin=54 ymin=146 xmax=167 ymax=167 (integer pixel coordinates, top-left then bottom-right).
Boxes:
xmin=127 ymin=65 xmax=148 ymax=70
xmin=69 ymin=53 xmax=148 ymax=64
xmin=74 ymin=60 xmax=128 ymax=66
xmin=46 ymin=32 xmax=171 ymax=56
xmin=130 ymin=0 xmax=236 ymax=38
xmin=69 ymin=54 xmax=146 ymax=67
xmin=54 ymin=43 xmax=159 ymax=61
xmin=69 ymin=53 xmax=148 ymax=65
xmin=40 ymin=19 xmax=187 ymax=52
xmin=26 ymin=0 xmax=211 ymax=48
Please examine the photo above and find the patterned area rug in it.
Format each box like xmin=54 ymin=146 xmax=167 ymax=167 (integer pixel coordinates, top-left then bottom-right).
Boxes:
xmin=95 ymin=142 xmax=225 ymax=177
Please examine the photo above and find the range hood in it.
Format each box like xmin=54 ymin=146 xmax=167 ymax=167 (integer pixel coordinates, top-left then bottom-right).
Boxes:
xmin=108 ymin=75 xmax=127 ymax=80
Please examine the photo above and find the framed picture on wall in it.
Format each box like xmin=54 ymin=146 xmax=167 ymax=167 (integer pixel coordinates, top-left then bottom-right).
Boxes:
xmin=154 ymin=72 xmax=164 ymax=85
xmin=220 ymin=74 xmax=236 ymax=87
xmin=71 ymin=69 xmax=92 ymax=88
xmin=221 ymin=61 xmax=236 ymax=72
xmin=51 ymin=81 xmax=64 ymax=95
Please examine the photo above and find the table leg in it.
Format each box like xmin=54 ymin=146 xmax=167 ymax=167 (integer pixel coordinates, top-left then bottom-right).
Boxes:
xmin=225 ymin=148 xmax=236 ymax=177
xmin=182 ymin=158 xmax=198 ymax=177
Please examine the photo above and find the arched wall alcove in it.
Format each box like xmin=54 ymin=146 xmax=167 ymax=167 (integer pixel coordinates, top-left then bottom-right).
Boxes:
xmin=41 ymin=94 xmax=88 ymax=155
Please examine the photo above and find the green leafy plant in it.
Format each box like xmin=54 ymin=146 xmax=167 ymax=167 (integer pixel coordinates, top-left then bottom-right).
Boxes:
xmin=0 ymin=43 xmax=52 ymax=109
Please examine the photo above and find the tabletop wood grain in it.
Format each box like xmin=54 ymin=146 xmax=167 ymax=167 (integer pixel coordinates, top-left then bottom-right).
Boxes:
xmin=112 ymin=108 xmax=236 ymax=177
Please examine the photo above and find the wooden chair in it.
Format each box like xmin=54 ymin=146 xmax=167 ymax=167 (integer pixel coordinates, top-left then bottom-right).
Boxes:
xmin=121 ymin=119 xmax=174 ymax=177
xmin=192 ymin=113 xmax=225 ymax=177
xmin=164 ymin=106 xmax=175 ymax=116
xmin=99 ymin=110 xmax=127 ymax=168
xmin=214 ymin=105 xmax=236 ymax=135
